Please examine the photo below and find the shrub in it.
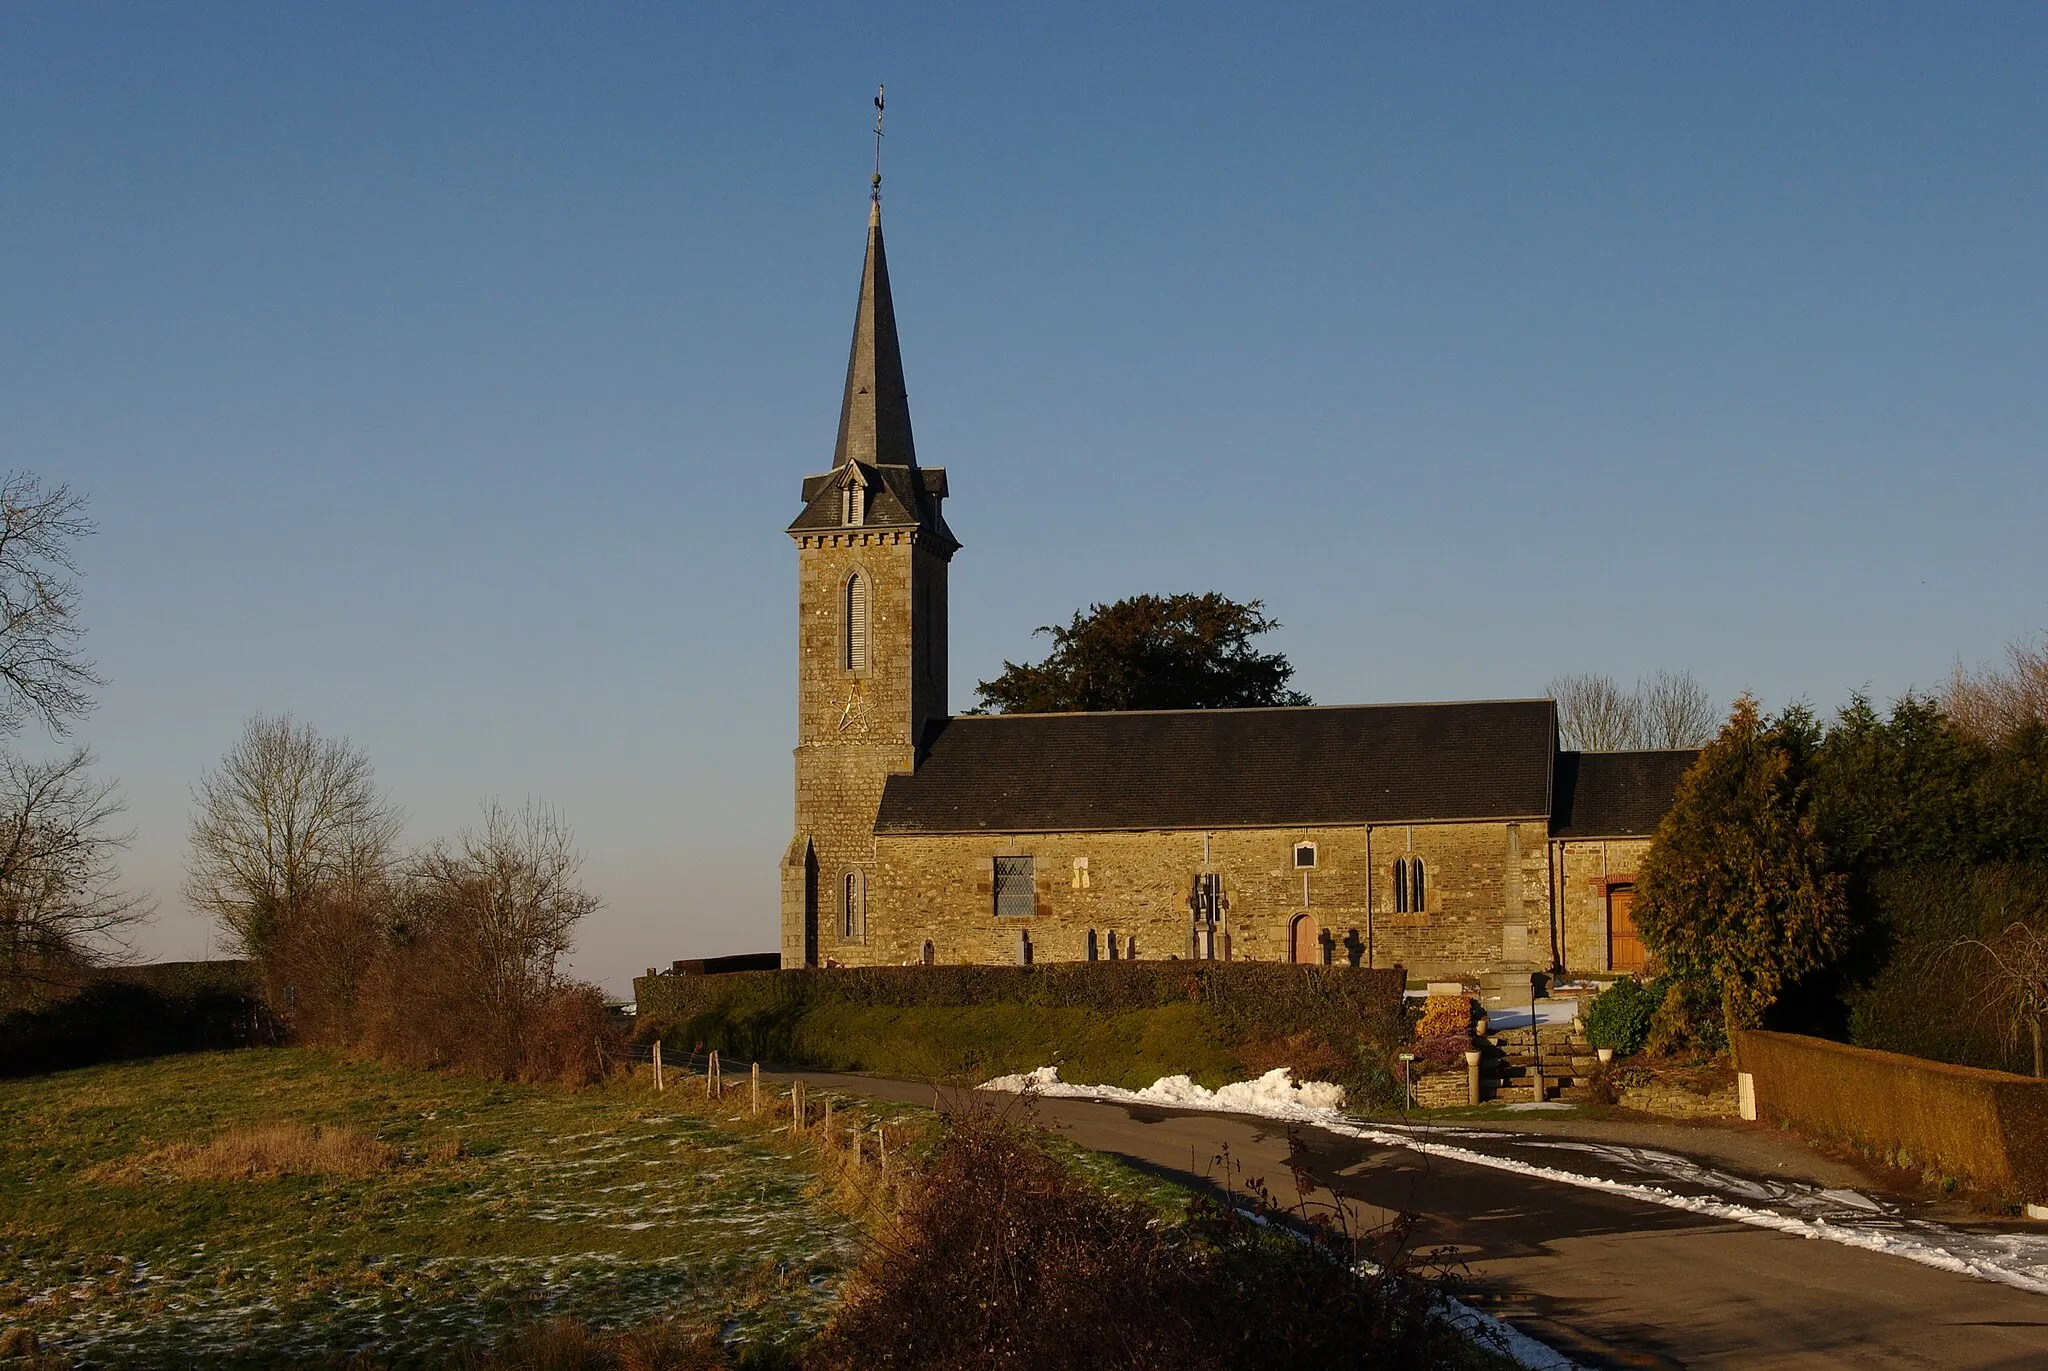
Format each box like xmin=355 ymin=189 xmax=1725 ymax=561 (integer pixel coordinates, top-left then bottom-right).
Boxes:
xmin=1413 ymin=994 xmax=1472 ymax=1039
xmin=805 ymin=1110 xmax=1469 ymax=1371
xmin=1845 ymin=864 xmax=2048 ymax=1075
xmin=1582 ymin=977 xmax=1660 ymax=1056
xmin=1645 ymin=977 xmax=1728 ymax=1059
xmin=1407 ymin=1033 xmax=1474 ymax=1074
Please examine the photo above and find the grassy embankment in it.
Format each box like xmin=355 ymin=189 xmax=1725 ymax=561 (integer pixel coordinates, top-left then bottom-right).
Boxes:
xmin=0 ymin=1048 xmax=873 ymax=1366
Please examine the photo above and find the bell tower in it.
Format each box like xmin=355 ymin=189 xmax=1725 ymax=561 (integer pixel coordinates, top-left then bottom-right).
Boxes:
xmin=781 ymin=200 xmax=956 ymax=968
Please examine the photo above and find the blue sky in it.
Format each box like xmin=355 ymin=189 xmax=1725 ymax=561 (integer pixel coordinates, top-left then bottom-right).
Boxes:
xmin=3 ymin=5 xmax=2043 ymax=992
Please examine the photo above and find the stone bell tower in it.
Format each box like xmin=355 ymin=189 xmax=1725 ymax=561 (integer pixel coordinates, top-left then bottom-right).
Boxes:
xmin=780 ymin=201 xmax=957 ymax=968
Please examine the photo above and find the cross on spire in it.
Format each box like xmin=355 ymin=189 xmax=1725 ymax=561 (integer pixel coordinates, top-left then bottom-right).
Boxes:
xmin=871 ymin=85 xmax=885 ymax=206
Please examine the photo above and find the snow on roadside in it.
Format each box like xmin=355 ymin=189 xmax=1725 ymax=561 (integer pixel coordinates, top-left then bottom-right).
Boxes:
xmin=982 ymin=1066 xmax=2048 ymax=1299
xmin=981 ymin=1066 xmax=1345 ymax=1116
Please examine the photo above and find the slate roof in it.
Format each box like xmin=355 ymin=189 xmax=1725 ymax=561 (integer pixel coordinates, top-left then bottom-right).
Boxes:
xmin=788 ymin=460 xmax=956 ymax=548
xmin=786 ymin=205 xmax=957 ymax=551
xmin=1549 ymin=749 xmax=1699 ymax=839
xmin=875 ymin=700 xmax=1558 ymax=834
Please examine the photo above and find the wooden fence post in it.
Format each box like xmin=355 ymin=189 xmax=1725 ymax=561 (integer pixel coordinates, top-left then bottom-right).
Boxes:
xmin=653 ymin=1039 xmax=664 ymax=1092
xmin=822 ymin=1096 xmax=833 ymax=1145
xmin=707 ymin=1049 xmax=719 ymax=1098
xmin=790 ymin=1080 xmax=806 ymax=1136
xmin=751 ymin=1062 xmax=760 ymax=1117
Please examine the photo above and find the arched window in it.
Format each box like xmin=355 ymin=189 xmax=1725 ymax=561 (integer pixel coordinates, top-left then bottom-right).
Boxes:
xmin=920 ymin=939 xmax=935 ymax=966
xmin=844 ymin=573 xmax=870 ymax=671
xmin=1085 ymin=929 xmax=1099 ymax=961
xmin=1411 ymin=857 xmax=1426 ymax=913
xmin=841 ymin=871 xmax=862 ymax=940
xmin=1393 ymin=858 xmax=1409 ymax=914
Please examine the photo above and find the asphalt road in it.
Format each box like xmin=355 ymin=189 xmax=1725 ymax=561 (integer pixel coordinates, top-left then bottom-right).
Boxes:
xmin=776 ymin=1070 xmax=2048 ymax=1370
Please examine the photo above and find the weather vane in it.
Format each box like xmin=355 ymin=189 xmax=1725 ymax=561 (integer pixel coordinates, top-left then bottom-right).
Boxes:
xmin=871 ymin=85 xmax=885 ymax=205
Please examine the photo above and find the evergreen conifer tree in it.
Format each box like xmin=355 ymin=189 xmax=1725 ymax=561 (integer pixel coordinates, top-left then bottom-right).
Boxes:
xmin=1635 ymin=695 xmax=1851 ymax=1040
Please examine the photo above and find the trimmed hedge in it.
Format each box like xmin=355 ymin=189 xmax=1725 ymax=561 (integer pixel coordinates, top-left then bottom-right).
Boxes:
xmin=634 ymin=962 xmax=1408 ymax=1102
xmin=1735 ymin=1028 xmax=2048 ymax=1200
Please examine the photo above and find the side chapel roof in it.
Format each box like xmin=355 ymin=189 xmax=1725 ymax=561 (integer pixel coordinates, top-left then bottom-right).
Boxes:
xmin=1548 ymin=748 xmax=1700 ymax=839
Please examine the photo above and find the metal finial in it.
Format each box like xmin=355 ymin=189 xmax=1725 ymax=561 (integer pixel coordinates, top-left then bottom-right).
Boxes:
xmin=871 ymin=85 xmax=885 ymax=204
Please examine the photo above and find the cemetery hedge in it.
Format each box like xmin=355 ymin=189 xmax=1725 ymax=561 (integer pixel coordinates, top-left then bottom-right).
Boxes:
xmin=634 ymin=962 xmax=1408 ymax=1102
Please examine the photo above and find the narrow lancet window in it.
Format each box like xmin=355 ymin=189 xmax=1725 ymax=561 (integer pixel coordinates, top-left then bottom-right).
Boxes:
xmin=845 ymin=573 xmax=869 ymax=671
xmin=1411 ymin=858 xmax=1426 ymax=913
xmin=1393 ymin=858 xmax=1409 ymax=914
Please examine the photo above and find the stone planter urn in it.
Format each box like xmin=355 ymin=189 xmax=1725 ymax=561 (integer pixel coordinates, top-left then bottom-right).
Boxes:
xmin=1597 ymin=1047 xmax=1614 ymax=1064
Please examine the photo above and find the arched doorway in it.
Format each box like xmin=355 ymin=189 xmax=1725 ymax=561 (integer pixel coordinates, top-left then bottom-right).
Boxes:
xmin=802 ymin=843 xmax=820 ymax=968
xmin=1289 ymin=913 xmax=1319 ymax=964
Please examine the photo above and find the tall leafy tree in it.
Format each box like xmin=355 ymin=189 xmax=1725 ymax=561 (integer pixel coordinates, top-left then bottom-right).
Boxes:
xmin=973 ymin=593 xmax=1310 ymax=714
xmin=1634 ymin=696 xmax=1851 ymax=1038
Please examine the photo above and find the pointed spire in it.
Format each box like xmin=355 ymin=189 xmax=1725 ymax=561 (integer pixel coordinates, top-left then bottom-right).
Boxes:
xmin=832 ymin=205 xmax=917 ymax=469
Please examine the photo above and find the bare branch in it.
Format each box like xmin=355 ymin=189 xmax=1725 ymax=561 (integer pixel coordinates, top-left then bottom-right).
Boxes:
xmin=0 ymin=746 xmax=152 ymax=1006
xmin=184 ymin=715 xmax=402 ymax=956
xmin=1549 ymin=673 xmax=1642 ymax=751
xmin=1636 ymin=669 xmax=1718 ymax=748
xmin=1952 ymin=895 xmax=2048 ymax=1078
xmin=0 ymin=473 xmax=103 ymax=737
xmin=1945 ymin=633 xmax=2048 ymax=742
xmin=1552 ymin=669 xmax=1719 ymax=750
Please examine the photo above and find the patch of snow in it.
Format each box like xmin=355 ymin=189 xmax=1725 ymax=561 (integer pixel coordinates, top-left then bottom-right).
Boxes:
xmin=1501 ymin=1101 xmax=1576 ymax=1112
xmin=981 ymin=1066 xmax=2048 ymax=1298
xmin=983 ymin=1066 xmax=1344 ymax=1115
xmin=1483 ymin=999 xmax=1580 ymax=1031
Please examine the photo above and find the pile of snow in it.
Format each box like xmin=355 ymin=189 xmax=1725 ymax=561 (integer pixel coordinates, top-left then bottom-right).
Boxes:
xmin=982 ymin=1065 xmax=1345 ymax=1117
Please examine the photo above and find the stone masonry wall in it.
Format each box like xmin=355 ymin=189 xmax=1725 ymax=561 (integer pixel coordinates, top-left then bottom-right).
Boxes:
xmin=1555 ymin=838 xmax=1652 ymax=975
xmin=784 ymin=527 xmax=951 ymax=968
xmin=818 ymin=820 xmax=1553 ymax=981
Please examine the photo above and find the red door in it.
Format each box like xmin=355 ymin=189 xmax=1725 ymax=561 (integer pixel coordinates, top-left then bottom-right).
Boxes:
xmin=1607 ymin=885 xmax=1645 ymax=973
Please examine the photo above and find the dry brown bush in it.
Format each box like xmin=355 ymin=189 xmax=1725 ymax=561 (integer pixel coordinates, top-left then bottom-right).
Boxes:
xmin=100 ymin=1121 xmax=395 ymax=1182
xmin=806 ymin=1109 xmax=1467 ymax=1371
xmin=258 ymin=883 xmax=390 ymax=1046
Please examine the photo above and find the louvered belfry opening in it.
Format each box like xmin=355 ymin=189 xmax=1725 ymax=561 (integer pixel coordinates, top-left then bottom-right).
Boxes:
xmin=845 ymin=573 xmax=870 ymax=671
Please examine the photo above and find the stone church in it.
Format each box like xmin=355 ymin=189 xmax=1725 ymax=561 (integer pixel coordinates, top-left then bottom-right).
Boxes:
xmin=781 ymin=203 xmax=1694 ymax=984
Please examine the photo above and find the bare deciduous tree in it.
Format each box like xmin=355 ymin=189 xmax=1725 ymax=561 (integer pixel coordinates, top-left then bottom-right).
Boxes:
xmin=0 ymin=747 xmax=150 ymax=1008
xmin=1637 ymin=669 xmax=1718 ymax=748
xmin=1550 ymin=670 xmax=1718 ymax=751
xmin=1550 ymin=673 xmax=1642 ymax=751
xmin=185 ymin=715 xmax=402 ymax=956
xmin=395 ymin=800 xmax=601 ymax=1077
xmin=1958 ymin=920 xmax=2048 ymax=1079
xmin=0 ymin=474 xmax=103 ymax=737
xmin=1945 ymin=634 xmax=2048 ymax=743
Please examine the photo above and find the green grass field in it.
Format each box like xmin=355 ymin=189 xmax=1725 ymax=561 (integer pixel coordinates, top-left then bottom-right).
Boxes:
xmin=0 ymin=1050 xmax=864 ymax=1367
